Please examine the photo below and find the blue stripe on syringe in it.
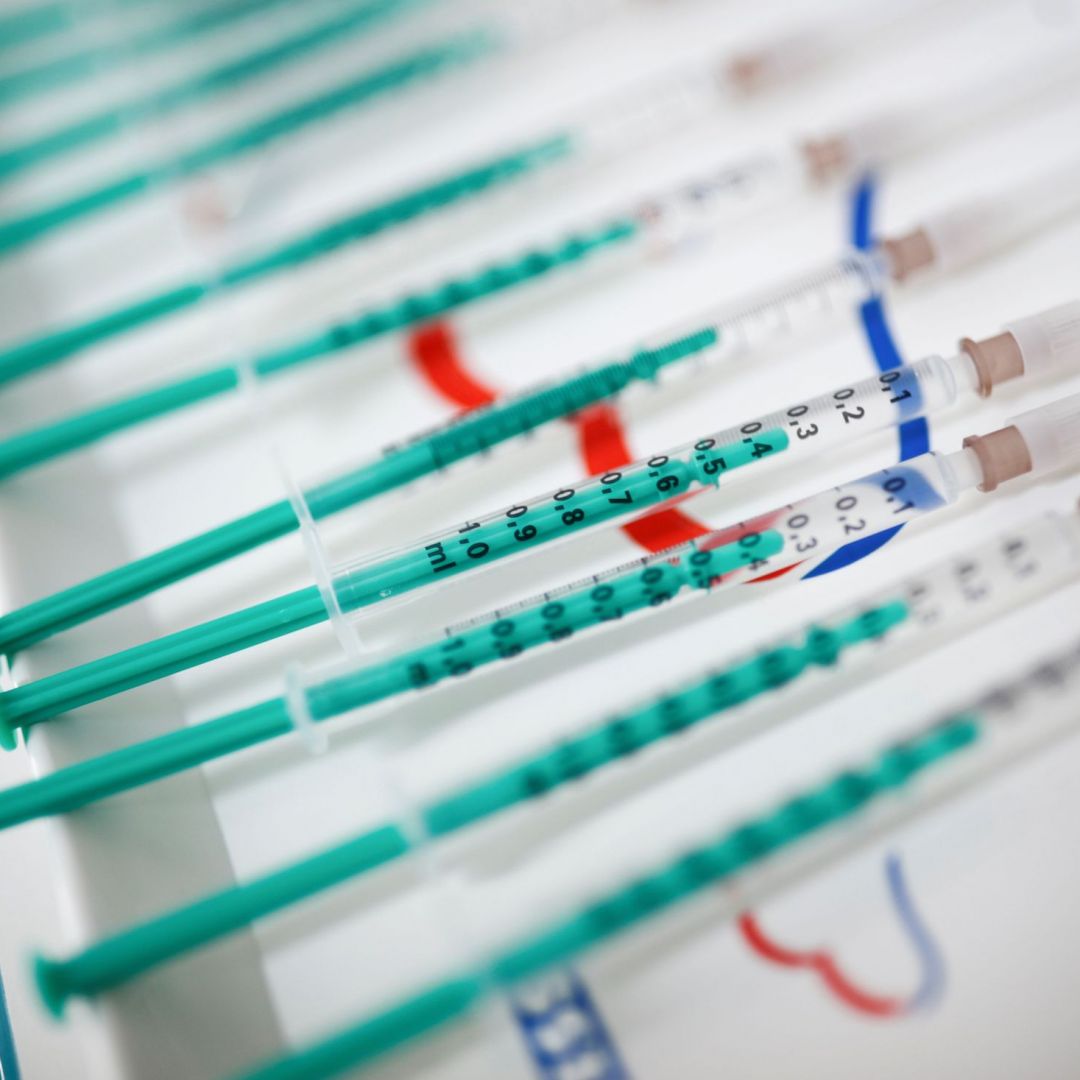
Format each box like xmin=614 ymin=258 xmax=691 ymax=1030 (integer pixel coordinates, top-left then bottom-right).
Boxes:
xmin=851 ymin=173 xmax=930 ymax=461
xmin=805 ymin=173 xmax=929 ymax=580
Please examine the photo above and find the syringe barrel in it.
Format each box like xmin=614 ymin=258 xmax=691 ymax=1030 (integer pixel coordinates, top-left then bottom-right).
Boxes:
xmin=324 ymin=344 xmax=961 ymax=628
xmin=365 ymin=448 xmax=958 ymax=653
xmin=1009 ymin=392 xmax=1080 ymax=479
xmin=871 ymin=511 xmax=1080 ymax=641
xmin=300 ymin=532 xmax=760 ymax=723
xmin=313 ymin=247 xmax=888 ymax=538
xmin=701 ymin=450 xmax=962 ymax=578
xmin=574 ymin=63 xmax=724 ymax=164
xmin=491 ymin=630 xmax=1080 ymax=993
xmin=919 ymin=157 xmax=1080 ymax=273
xmin=710 ymin=249 xmax=886 ymax=354
xmin=6 ymin=503 xmax=1071 ymax=835
xmin=313 ymin=530 xmax=782 ymax=721
xmin=326 ymin=423 xmax=788 ymax=618
xmin=545 ymin=249 xmax=884 ymax=382
xmin=503 ymin=633 xmax=1080 ymax=999
xmin=297 ymin=505 xmax=1080 ymax=739
xmin=246 ymin=635 xmax=1080 ymax=1080
xmin=1005 ymin=300 xmax=1080 ymax=382
xmin=724 ymin=353 xmax=959 ymax=461
xmin=631 ymin=149 xmax=803 ymax=253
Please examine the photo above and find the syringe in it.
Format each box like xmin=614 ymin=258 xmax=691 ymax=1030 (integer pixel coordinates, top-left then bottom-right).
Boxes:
xmin=0 ymin=2 xmax=76 ymax=60
xmin=3 ymin=160 xmax=1076 ymax=652
xmin=0 ymin=0 xmax=303 ymax=102
xmin=24 ymin=508 xmax=1080 ymax=1008
xmin=4 ymin=384 xmax=1080 ymax=738
xmin=113 ymin=638 xmax=1080 ymax=1079
xmin=0 ymin=0 xmax=990 ymax=375
xmin=0 ymin=0 xmax=437 ymax=180
xmin=6 ymin=53 xmax=1078 ymax=467
xmin=2 ymin=290 xmax=1074 ymax=659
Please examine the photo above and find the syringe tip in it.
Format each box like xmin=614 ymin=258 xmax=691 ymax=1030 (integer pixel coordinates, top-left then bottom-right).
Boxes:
xmin=963 ymin=427 xmax=1032 ymax=493
xmin=960 ymin=332 xmax=1025 ymax=397
xmin=880 ymin=227 xmax=936 ymax=282
xmin=721 ymin=51 xmax=770 ymax=94
xmin=799 ymin=134 xmax=852 ymax=184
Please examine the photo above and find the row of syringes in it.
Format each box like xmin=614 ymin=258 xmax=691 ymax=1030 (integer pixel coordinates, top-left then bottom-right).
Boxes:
xmin=0 ymin=0 xmax=387 ymax=105
xmin=0 ymin=0 xmax=613 ymax=252
xmin=0 ymin=0 xmax=944 ymax=255
xmin=1 ymin=0 xmax=1065 ymax=381
xmin=2 ymin=295 xmax=1079 ymax=732
xmin=216 ymin=629 xmax=1080 ymax=1080
xmin=3 ymin=60 xmax=1078 ymax=470
xmin=16 ymin=501 xmax=1080 ymax=1034
xmin=1 ymin=305 xmax=1079 ymax=741
xmin=0 ymin=0 xmax=954 ymax=113
xmin=5 ymin=3 xmax=1080 ymax=1070
xmin=0 ymin=0 xmax=449 ymax=177
xmin=2 ymin=155 xmax=1078 ymax=655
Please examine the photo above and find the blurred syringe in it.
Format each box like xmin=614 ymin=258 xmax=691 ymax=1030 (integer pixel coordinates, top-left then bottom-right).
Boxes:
xmin=0 ymin=0 xmax=997 ymax=375
xmin=38 ymin=628 xmax=1080 ymax=1075
xmin=0 ymin=0 xmax=655 ymax=255
xmin=4 ymin=55 xmax=1078 ymax=468
xmin=0 ymin=27 xmax=499 ymax=256
xmin=19 ymin=504 xmax=1080 ymax=1007
xmin=0 ymin=0 xmax=302 ymax=98
xmin=0 ymin=0 xmax=438 ymax=178
xmin=225 ymin=637 xmax=1080 ymax=1080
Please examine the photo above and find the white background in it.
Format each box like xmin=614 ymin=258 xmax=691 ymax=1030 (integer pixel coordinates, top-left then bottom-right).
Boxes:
xmin=2 ymin=0 xmax=1080 ymax=1077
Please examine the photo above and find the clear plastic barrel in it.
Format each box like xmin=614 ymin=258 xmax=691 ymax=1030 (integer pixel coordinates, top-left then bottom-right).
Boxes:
xmin=326 ymin=443 xmax=964 ymax=630
xmin=292 ymin=510 xmax=1080 ymax=746
xmin=324 ymin=344 xmax=962 ymax=623
xmin=631 ymin=147 xmax=807 ymax=253
xmin=330 ymin=248 xmax=887 ymax=516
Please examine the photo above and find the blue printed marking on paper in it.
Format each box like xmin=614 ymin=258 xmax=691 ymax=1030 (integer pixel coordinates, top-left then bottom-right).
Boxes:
xmin=885 ymin=854 xmax=947 ymax=1012
xmin=511 ymin=969 xmax=630 ymax=1079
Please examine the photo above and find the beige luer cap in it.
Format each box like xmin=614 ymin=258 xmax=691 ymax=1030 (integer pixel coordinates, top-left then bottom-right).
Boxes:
xmin=960 ymin=333 xmax=1025 ymax=398
xmin=963 ymin=427 xmax=1032 ymax=493
xmin=965 ymin=392 xmax=1080 ymax=493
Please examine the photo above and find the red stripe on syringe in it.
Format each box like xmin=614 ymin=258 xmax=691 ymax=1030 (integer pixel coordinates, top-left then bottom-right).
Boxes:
xmin=405 ymin=321 xmax=715 ymax=554
xmin=690 ymin=508 xmax=804 ymax=582
xmin=575 ymin=402 xmax=712 ymax=553
xmin=405 ymin=321 xmax=801 ymax=568
xmin=408 ymin=323 xmax=496 ymax=410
